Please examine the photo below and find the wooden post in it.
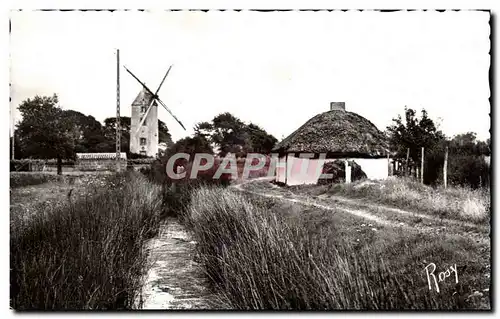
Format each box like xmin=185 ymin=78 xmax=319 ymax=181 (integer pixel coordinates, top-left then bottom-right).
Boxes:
xmin=405 ymin=148 xmax=410 ymax=177
xmin=443 ymin=146 xmax=448 ymax=188
xmin=421 ymin=147 xmax=424 ymax=184
xmin=116 ymin=49 xmax=121 ymax=172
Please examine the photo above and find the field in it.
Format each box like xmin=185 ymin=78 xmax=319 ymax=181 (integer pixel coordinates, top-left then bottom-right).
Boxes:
xmin=10 ymin=171 xmax=163 ymax=310
xmin=183 ymin=177 xmax=491 ymax=309
xmin=10 ymin=171 xmax=491 ymax=310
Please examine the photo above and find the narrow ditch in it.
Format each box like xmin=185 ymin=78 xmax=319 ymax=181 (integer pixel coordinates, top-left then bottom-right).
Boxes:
xmin=137 ymin=218 xmax=215 ymax=310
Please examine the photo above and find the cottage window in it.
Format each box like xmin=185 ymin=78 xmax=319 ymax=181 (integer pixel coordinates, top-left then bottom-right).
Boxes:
xmin=141 ymin=105 xmax=147 ymax=113
xmin=140 ymin=138 xmax=147 ymax=146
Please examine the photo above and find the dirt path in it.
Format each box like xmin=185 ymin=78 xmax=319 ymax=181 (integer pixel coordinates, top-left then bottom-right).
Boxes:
xmin=231 ymin=178 xmax=489 ymax=242
xmin=319 ymin=194 xmax=484 ymax=229
xmin=233 ymin=181 xmax=395 ymax=226
xmin=137 ymin=218 xmax=214 ymax=310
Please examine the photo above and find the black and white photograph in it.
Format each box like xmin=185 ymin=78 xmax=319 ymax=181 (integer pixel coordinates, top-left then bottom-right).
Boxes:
xmin=9 ymin=8 xmax=491 ymax=311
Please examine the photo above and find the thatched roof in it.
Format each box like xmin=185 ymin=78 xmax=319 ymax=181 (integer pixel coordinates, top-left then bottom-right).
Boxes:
xmin=273 ymin=110 xmax=389 ymax=158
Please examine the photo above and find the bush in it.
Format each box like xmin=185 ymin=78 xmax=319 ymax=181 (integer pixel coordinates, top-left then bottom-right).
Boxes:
xmin=318 ymin=160 xmax=366 ymax=185
xmin=127 ymin=152 xmax=153 ymax=160
xmin=146 ymin=155 xmax=271 ymax=218
xmin=10 ymin=172 xmax=162 ymax=310
xmin=127 ymin=158 xmax=155 ymax=165
xmin=423 ymin=147 xmax=490 ymax=189
xmin=148 ymin=156 xmax=234 ymax=186
xmin=446 ymin=155 xmax=490 ymax=189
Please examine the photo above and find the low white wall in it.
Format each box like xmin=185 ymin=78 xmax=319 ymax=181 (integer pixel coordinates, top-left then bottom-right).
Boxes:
xmin=286 ymin=155 xmax=326 ymax=186
xmin=353 ymin=158 xmax=389 ymax=180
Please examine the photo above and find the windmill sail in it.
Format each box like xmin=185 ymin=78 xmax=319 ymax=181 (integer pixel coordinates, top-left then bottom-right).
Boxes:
xmin=155 ymin=65 xmax=172 ymax=96
xmin=124 ymin=66 xmax=186 ymax=131
xmin=136 ymin=96 xmax=156 ymax=134
xmin=155 ymin=98 xmax=187 ymax=131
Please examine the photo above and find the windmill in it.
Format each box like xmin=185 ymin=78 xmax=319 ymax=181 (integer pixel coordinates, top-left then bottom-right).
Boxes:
xmin=124 ymin=65 xmax=186 ymax=157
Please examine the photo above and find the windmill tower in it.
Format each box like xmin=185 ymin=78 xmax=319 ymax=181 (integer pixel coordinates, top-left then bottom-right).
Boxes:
xmin=125 ymin=65 xmax=186 ymax=157
xmin=130 ymin=88 xmax=159 ymax=156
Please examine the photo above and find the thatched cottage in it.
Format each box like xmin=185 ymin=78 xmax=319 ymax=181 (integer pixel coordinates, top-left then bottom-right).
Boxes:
xmin=273 ymin=102 xmax=389 ymax=185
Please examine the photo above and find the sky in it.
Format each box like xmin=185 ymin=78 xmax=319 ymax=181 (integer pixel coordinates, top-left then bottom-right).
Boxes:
xmin=10 ymin=10 xmax=491 ymax=143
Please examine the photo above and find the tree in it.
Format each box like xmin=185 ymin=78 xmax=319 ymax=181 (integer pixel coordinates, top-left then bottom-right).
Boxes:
xmin=246 ymin=123 xmax=278 ymax=154
xmin=449 ymin=132 xmax=490 ymax=156
xmin=387 ymin=107 xmax=446 ymax=184
xmin=443 ymin=132 xmax=490 ymax=188
xmin=194 ymin=112 xmax=277 ymax=157
xmin=387 ymin=107 xmax=490 ymax=187
xmin=158 ymin=135 xmax=213 ymax=180
xmin=60 ymin=110 xmax=106 ymax=153
xmin=387 ymin=107 xmax=445 ymax=163
xmin=164 ymin=135 xmax=213 ymax=160
xmin=103 ymin=116 xmax=130 ymax=140
xmin=16 ymin=94 xmax=78 ymax=174
xmin=103 ymin=116 xmax=131 ymax=154
xmin=202 ymin=112 xmax=250 ymax=156
xmin=158 ymin=119 xmax=174 ymax=147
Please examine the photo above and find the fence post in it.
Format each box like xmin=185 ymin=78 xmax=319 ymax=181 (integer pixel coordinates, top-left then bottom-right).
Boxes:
xmin=421 ymin=147 xmax=424 ymax=184
xmin=443 ymin=146 xmax=448 ymax=188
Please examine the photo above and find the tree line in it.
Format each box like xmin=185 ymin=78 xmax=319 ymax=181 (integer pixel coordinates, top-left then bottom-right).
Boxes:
xmin=163 ymin=112 xmax=278 ymax=159
xmin=12 ymin=94 xmax=489 ymax=188
xmin=11 ymin=95 xmax=278 ymax=173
